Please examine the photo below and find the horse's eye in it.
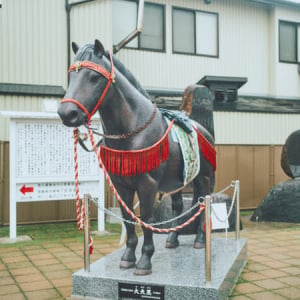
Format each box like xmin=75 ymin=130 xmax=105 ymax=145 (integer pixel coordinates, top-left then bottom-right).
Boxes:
xmin=90 ymin=73 xmax=99 ymax=83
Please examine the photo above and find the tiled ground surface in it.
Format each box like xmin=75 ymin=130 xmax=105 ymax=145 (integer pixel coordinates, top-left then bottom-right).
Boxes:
xmin=0 ymin=217 xmax=300 ymax=299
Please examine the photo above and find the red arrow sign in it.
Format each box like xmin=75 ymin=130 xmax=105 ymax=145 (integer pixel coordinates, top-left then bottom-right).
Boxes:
xmin=20 ymin=185 xmax=34 ymax=195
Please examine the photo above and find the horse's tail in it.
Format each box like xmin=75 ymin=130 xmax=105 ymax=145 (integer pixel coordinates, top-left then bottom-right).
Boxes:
xmin=179 ymin=84 xmax=214 ymax=138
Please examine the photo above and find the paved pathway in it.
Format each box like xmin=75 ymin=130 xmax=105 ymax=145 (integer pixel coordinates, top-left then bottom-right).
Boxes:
xmin=0 ymin=217 xmax=300 ymax=299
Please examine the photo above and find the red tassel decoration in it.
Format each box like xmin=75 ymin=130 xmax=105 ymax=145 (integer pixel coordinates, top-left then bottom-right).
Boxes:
xmin=193 ymin=126 xmax=216 ymax=171
xmin=100 ymin=121 xmax=173 ymax=176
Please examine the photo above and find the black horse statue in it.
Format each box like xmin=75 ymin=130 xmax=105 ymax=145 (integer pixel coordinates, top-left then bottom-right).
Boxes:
xmin=58 ymin=39 xmax=215 ymax=275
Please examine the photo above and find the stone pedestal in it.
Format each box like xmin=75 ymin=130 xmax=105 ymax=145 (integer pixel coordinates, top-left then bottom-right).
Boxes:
xmin=72 ymin=235 xmax=247 ymax=300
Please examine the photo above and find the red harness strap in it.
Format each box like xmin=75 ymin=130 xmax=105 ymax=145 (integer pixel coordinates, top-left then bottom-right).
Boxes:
xmin=61 ymin=51 xmax=115 ymax=122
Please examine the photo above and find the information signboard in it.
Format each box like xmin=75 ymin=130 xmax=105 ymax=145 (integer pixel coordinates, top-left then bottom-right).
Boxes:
xmin=1 ymin=112 xmax=104 ymax=239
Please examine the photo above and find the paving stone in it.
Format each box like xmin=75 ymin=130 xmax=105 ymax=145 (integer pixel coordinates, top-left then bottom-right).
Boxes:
xmin=43 ymin=243 xmax=65 ymax=249
xmin=28 ymin=253 xmax=55 ymax=261
xmin=0 ymin=270 xmax=10 ymax=278
xmin=10 ymin=267 xmax=40 ymax=276
xmin=278 ymin=275 xmax=300 ymax=286
xmin=0 ymin=249 xmax=23 ymax=257
xmin=2 ymin=255 xmax=29 ymax=264
xmin=242 ymin=271 xmax=267 ymax=281
xmin=0 ymin=247 xmax=16 ymax=253
xmin=254 ymin=278 xmax=287 ymax=289
xmin=43 ymin=269 xmax=72 ymax=280
xmin=0 ymin=276 xmax=15 ymax=285
xmin=5 ymin=261 xmax=33 ymax=269
xmin=23 ymin=249 xmax=48 ymax=255
xmin=38 ymin=263 xmax=67 ymax=273
xmin=19 ymin=280 xmax=52 ymax=292
xmin=283 ymin=258 xmax=300 ymax=265
xmin=50 ymin=276 xmax=72 ymax=287
xmin=33 ymin=258 xmax=60 ymax=266
xmin=275 ymin=286 xmax=300 ymax=299
xmin=288 ymin=251 xmax=300 ymax=258
xmin=15 ymin=273 xmax=46 ymax=283
xmin=58 ymin=286 xmax=72 ymax=298
xmin=258 ymin=269 xmax=288 ymax=278
xmin=268 ymin=253 xmax=292 ymax=260
xmin=248 ymin=291 xmax=288 ymax=300
xmin=64 ymin=261 xmax=84 ymax=271
xmin=0 ymin=293 xmax=25 ymax=300
xmin=247 ymin=263 xmax=269 ymax=272
xmin=0 ymin=284 xmax=20 ymax=295
xmin=280 ymin=266 xmax=300 ymax=275
xmin=233 ymin=282 xmax=264 ymax=294
xmin=25 ymin=288 xmax=61 ymax=300
xmin=249 ymin=255 xmax=271 ymax=263
xmin=262 ymin=260 xmax=291 ymax=269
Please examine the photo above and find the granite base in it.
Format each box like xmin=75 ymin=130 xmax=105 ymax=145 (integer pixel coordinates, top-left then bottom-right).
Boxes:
xmin=72 ymin=235 xmax=247 ymax=300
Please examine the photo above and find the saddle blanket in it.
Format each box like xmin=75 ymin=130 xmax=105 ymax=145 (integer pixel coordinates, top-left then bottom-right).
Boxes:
xmin=169 ymin=120 xmax=200 ymax=186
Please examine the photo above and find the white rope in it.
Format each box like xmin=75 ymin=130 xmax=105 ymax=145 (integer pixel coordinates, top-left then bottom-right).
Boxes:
xmin=91 ymin=180 xmax=238 ymax=228
xmin=91 ymin=197 xmax=202 ymax=227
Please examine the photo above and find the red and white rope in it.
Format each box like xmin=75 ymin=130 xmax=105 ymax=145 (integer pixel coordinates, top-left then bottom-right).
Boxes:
xmin=73 ymin=129 xmax=85 ymax=230
xmin=72 ymin=125 xmax=206 ymax=234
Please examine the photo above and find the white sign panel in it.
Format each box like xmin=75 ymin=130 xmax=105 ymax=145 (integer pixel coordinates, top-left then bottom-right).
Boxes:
xmin=1 ymin=112 xmax=105 ymax=239
xmin=16 ymin=181 xmax=100 ymax=202
xmin=211 ymin=203 xmax=229 ymax=230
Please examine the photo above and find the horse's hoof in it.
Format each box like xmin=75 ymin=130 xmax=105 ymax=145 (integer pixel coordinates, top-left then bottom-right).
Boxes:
xmin=165 ymin=241 xmax=179 ymax=248
xmin=120 ymin=260 xmax=135 ymax=269
xmin=134 ymin=268 xmax=152 ymax=276
xmin=193 ymin=242 xmax=205 ymax=249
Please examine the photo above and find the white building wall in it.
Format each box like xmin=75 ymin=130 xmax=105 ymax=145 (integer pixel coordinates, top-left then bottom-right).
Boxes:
xmin=0 ymin=0 xmax=67 ymax=88
xmin=272 ymin=6 xmax=300 ymax=99
xmin=0 ymin=95 xmax=46 ymax=140
xmin=70 ymin=0 xmax=113 ymax=53
xmin=214 ymin=112 xmax=300 ymax=145
xmin=116 ymin=0 xmax=271 ymax=97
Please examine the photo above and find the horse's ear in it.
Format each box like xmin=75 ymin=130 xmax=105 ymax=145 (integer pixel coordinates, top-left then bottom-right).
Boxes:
xmin=72 ymin=42 xmax=79 ymax=54
xmin=94 ymin=39 xmax=104 ymax=57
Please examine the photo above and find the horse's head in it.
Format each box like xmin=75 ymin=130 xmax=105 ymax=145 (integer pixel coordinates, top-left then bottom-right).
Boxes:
xmin=58 ymin=39 xmax=115 ymax=127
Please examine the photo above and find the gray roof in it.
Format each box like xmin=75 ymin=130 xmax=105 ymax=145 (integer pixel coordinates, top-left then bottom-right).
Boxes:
xmin=0 ymin=83 xmax=65 ymax=97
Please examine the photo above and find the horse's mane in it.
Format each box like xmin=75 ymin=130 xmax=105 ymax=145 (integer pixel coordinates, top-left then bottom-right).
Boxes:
xmin=74 ymin=44 xmax=150 ymax=100
xmin=104 ymin=51 xmax=150 ymax=100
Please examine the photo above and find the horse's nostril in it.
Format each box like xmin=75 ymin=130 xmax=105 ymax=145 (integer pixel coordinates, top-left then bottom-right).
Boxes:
xmin=68 ymin=110 xmax=79 ymax=122
xmin=57 ymin=104 xmax=82 ymax=126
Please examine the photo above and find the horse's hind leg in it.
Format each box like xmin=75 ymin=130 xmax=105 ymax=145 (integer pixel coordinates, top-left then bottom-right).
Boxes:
xmin=165 ymin=191 xmax=183 ymax=248
xmin=116 ymin=185 xmax=138 ymax=269
xmin=193 ymin=175 xmax=211 ymax=249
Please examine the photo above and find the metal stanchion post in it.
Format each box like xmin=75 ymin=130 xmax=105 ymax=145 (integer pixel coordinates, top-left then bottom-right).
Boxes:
xmin=84 ymin=194 xmax=90 ymax=272
xmin=205 ymin=195 xmax=211 ymax=284
xmin=235 ymin=180 xmax=240 ymax=240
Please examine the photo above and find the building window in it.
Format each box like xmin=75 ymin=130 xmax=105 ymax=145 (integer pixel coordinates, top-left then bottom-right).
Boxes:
xmin=113 ymin=0 xmax=165 ymax=52
xmin=279 ymin=20 xmax=300 ymax=63
xmin=172 ymin=7 xmax=218 ymax=57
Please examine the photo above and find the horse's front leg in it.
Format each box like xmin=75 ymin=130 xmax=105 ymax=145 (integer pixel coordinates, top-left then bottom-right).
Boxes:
xmin=134 ymin=175 xmax=158 ymax=275
xmin=115 ymin=184 xmax=137 ymax=269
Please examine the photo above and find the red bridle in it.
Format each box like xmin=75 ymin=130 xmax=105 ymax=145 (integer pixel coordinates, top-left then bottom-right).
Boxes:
xmin=61 ymin=51 xmax=115 ymax=122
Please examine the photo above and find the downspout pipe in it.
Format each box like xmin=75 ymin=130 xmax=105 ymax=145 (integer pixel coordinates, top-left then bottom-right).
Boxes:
xmin=113 ymin=0 xmax=144 ymax=54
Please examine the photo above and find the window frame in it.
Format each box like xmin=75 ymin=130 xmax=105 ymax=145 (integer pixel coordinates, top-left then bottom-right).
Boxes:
xmin=172 ymin=6 xmax=219 ymax=58
xmin=278 ymin=20 xmax=300 ymax=64
xmin=113 ymin=0 xmax=166 ymax=53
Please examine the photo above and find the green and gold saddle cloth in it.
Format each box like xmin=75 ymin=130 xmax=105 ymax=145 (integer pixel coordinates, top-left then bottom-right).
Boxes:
xmin=169 ymin=121 xmax=200 ymax=185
